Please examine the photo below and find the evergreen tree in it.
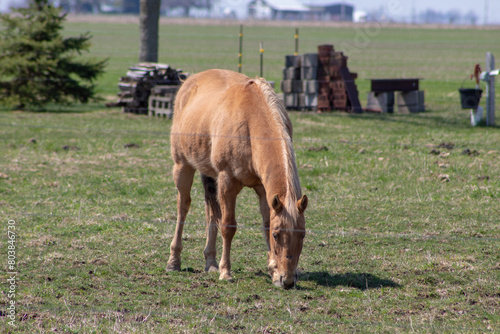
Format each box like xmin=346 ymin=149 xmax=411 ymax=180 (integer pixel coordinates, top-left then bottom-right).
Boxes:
xmin=0 ymin=0 xmax=107 ymax=109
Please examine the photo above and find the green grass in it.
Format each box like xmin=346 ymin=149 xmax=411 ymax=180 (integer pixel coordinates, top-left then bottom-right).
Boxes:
xmin=0 ymin=17 xmax=499 ymax=333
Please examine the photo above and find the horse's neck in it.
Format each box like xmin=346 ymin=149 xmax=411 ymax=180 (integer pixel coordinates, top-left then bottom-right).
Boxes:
xmin=246 ymin=90 xmax=297 ymax=204
xmin=253 ymin=133 xmax=292 ymax=202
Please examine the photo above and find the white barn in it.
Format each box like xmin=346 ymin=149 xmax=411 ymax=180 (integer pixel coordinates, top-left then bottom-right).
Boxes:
xmin=248 ymin=0 xmax=309 ymax=20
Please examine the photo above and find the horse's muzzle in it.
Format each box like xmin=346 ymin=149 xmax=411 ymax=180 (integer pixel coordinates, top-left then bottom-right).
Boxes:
xmin=273 ymin=274 xmax=297 ymax=289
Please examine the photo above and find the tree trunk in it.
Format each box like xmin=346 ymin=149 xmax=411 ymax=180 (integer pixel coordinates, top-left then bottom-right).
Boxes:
xmin=139 ymin=0 xmax=161 ymax=63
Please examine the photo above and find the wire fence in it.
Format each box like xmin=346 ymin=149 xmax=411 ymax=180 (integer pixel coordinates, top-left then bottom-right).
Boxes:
xmin=0 ymin=121 xmax=499 ymax=152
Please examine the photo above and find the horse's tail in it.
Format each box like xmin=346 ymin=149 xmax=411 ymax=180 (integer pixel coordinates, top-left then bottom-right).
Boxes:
xmin=201 ymin=174 xmax=221 ymax=226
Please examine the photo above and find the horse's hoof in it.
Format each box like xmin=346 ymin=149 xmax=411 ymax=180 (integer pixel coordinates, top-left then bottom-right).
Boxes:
xmin=219 ymin=272 xmax=233 ymax=282
xmin=166 ymin=262 xmax=181 ymax=271
xmin=205 ymin=263 xmax=219 ymax=272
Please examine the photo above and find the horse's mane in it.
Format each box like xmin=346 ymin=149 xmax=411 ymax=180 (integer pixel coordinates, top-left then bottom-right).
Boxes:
xmin=253 ymin=78 xmax=302 ymax=228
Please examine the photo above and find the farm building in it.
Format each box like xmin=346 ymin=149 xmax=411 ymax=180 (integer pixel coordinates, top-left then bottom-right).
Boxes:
xmin=53 ymin=0 xmax=139 ymax=14
xmin=248 ymin=1 xmax=355 ymax=21
xmin=309 ymin=3 xmax=354 ymax=21
xmin=248 ymin=0 xmax=309 ymax=20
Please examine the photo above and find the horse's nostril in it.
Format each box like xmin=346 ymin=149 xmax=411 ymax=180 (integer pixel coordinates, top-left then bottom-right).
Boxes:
xmin=286 ymin=255 xmax=292 ymax=260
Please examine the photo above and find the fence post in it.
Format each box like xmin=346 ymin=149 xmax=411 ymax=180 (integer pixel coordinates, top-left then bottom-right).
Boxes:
xmin=485 ymin=52 xmax=495 ymax=126
xmin=260 ymin=41 xmax=264 ymax=77
xmin=238 ymin=25 xmax=243 ymax=73
xmin=294 ymin=28 xmax=299 ymax=56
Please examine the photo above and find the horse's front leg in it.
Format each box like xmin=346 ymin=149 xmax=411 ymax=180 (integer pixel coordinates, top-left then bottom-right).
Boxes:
xmin=254 ymin=185 xmax=277 ymax=279
xmin=254 ymin=185 xmax=271 ymax=249
xmin=217 ymin=171 xmax=243 ymax=281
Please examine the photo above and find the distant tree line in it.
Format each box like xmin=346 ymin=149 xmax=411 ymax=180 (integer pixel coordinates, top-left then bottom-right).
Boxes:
xmin=418 ymin=9 xmax=478 ymax=25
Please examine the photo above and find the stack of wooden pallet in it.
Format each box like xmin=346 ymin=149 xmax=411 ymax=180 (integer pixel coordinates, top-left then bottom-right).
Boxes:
xmin=281 ymin=44 xmax=362 ymax=113
xmin=113 ymin=63 xmax=187 ymax=116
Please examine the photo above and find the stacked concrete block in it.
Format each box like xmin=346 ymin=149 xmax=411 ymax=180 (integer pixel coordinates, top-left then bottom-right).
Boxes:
xmin=281 ymin=54 xmax=318 ymax=110
xmin=367 ymin=78 xmax=424 ymax=113
xmin=282 ymin=45 xmax=361 ymax=112
xmin=397 ymin=90 xmax=425 ymax=113
xmin=366 ymin=92 xmax=395 ymax=113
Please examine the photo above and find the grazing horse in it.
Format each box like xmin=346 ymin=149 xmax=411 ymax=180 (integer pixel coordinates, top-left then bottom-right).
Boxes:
xmin=167 ymin=69 xmax=308 ymax=289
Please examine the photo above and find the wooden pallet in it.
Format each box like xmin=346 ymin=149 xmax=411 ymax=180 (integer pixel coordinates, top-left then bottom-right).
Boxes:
xmin=148 ymin=85 xmax=179 ymax=119
xmin=148 ymin=95 xmax=175 ymax=118
xmin=339 ymin=67 xmax=363 ymax=113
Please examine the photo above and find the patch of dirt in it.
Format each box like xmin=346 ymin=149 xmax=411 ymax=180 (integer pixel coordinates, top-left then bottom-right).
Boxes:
xmin=124 ymin=143 xmax=140 ymax=149
xmin=91 ymin=259 xmax=109 ymax=265
xmin=437 ymin=142 xmax=454 ymax=150
xmin=307 ymin=146 xmax=328 ymax=152
xmin=461 ymin=148 xmax=480 ymax=156
xmin=28 ymin=235 xmax=58 ymax=247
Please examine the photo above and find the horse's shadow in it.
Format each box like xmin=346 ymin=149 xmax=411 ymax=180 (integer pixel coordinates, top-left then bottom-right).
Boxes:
xmin=300 ymin=271 xmax=401 ymax=290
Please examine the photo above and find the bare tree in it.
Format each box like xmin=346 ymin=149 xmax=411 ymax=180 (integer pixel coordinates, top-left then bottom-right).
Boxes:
xmin=464 ymin=10 xmax=478 ymax=25
xmin=446 ymin=9 xmax=461 ymax=24
xmin=139 ymin=0 xmax=161 ymax=63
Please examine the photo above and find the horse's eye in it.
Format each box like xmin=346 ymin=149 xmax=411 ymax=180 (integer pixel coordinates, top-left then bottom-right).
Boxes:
xmin=272 ymin=233 xmax=278 ymax=241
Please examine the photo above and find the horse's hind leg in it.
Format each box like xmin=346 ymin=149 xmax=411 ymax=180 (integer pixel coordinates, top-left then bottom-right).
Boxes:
xmin=201 ymin=174 xmax=220 ymax=272
xmin=166 ymin=162 xmax=195 ymax=271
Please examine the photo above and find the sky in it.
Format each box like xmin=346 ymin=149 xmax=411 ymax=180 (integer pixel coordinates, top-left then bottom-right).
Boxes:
xmin=334 ymin=0 xmax=500 ymax=24
xmin=235 ymin=0 xmax=500 ymax=24
xmin=0 ymin=0 xmax=499 ymax=24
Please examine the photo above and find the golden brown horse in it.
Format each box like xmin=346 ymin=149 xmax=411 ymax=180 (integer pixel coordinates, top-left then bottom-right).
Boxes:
xmin=167 ymin=69 xmax=308 ymax=289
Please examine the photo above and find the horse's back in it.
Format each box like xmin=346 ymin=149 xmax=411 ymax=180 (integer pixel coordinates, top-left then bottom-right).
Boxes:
xmin=174 ymin=69 xmax=248 ymax=117
xmin=171 ymin=69 xmax=258 ymax=180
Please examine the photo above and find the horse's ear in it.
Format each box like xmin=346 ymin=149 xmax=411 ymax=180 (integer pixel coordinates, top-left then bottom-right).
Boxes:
xmin=297 ymin=194 xmax=308 ymax=214
xmin=271 ymin=194 xmax=283 ymax=214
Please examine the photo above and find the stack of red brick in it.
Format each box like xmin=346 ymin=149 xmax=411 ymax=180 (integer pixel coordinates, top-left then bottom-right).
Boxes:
xmin=317 ymin=44 xmax=359 ymax=112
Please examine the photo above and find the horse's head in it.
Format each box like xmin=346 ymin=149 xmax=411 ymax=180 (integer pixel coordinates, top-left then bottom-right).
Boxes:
xmin=268 ymin=194 xmax=308 ymax=289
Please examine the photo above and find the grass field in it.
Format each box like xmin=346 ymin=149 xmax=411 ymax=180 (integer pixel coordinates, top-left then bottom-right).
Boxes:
xmin=1 ymin=17 xmax=499 ymax=333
